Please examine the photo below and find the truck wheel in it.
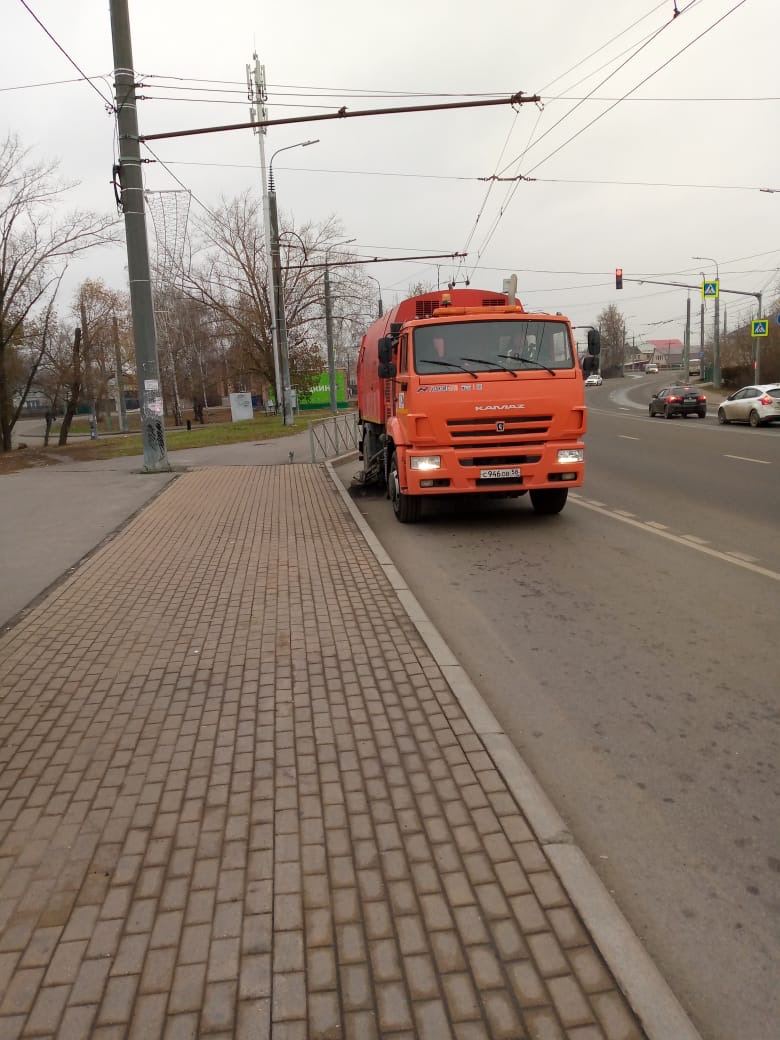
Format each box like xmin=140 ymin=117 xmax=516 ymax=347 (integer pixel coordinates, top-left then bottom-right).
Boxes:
xmin=389 ymin=452 xmax=421 ymax=523
xmin=530 ymin=488 xmax=568 ymax=515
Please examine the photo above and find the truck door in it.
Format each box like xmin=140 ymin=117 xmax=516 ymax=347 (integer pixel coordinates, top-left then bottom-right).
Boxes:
xmin=396 ymin=334 xmax=409 ymax=413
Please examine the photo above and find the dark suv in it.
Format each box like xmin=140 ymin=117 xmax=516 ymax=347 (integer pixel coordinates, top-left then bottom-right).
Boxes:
xmin=649 ymin=385 xmax=707 ymax=419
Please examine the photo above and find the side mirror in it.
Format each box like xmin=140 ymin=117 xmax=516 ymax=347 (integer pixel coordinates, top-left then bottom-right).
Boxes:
xmin=378 ymin=336 xmax=394 ymax=365
xmin=378 ymin=361 xmax=397 ymax=379
xmin=587 ymin=329 xmax=601 ymax=355
xmin=582 ymin=355 xmax=597 ymax=375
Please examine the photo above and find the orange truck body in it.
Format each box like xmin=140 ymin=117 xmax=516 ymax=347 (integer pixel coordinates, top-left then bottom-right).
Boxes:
xmin=356 ymin=287 xmax=592 ymax=521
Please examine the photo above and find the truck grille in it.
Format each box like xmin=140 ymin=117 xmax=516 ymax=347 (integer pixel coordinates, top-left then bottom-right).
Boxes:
xmin=445 ymin=415 xmax=552 ymax=446
xmin=459 ymin=454 xmax=541 ymax=467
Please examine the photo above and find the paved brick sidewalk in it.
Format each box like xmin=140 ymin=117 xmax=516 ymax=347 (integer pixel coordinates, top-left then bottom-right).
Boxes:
xmin=0 ymin=465 xmax=646 ymax=1039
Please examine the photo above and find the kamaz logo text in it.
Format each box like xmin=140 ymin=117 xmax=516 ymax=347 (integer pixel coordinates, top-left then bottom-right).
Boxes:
xmin=474 ymin=404 xmax=525 ymax=411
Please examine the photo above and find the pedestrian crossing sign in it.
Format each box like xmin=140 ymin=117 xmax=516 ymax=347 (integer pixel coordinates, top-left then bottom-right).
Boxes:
xmin=702 ymin=280 xmax=719 ymax=298
xmin=751 ymin=320 xmax=768 ymax=337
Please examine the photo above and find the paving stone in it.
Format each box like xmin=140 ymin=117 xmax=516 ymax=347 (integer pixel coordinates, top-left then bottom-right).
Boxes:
xmin=399 ymin=952 xmax=437 ymax=1002
xmin=23 ymin=981 xmax=69 ymax=1033
xmin=413 ymin=999 xmax=455 ymax=1040
xmin=201 ymin=980 xmax=236 ymax=1033
xmin=0 ymin=967 xmax=44 ymax=1015
xmin=590 ymin=992 xmax=645 ymax=1040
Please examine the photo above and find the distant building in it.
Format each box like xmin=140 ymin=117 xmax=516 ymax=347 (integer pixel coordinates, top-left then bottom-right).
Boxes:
xmin=646 ymin=339 xmax=684 ymax=368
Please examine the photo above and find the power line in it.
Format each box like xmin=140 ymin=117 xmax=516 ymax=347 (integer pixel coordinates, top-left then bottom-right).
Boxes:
xmin=462 ymin=2 xmax=689 ymax=280
xmin=524 ymin=0 xmax=749 ymax=178
xmin=465 ymin=0 xmax=748 ymax=279
xmin=16 ymin=0 xmax=115 ymax=109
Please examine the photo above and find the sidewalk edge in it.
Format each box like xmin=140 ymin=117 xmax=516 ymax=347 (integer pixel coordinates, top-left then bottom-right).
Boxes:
xmin=325 ymin=455 xmax=703 ymax=1040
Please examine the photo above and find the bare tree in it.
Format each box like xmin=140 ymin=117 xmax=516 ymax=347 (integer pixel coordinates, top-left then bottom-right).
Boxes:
xmin=76 ymin=280 xmax=128 ymax=425
xmin=58 ymin=326 xmax=83 ymax=446
xmin=0 ymin=133 xmax=118 ymax=450
xmin=183 ymin=192 xmax=373 ymax=404
xmin=596 ymin=303 xmax=626 ymax=378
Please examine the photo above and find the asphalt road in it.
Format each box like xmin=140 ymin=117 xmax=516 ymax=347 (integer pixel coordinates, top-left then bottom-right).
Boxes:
xmin=335 ymin=375 xmax=780 ymax=1040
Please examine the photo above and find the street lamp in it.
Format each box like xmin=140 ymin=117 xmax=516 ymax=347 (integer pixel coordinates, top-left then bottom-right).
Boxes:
xmin=364 ymin=273 xmax=384 ymax=319
xmin=267 ymin=139 xmax=319 ymax=424
xmin=322 ymin=238 xmax=357 ymax=414
xmin=692 ymin=255 xmax=721 ymax=388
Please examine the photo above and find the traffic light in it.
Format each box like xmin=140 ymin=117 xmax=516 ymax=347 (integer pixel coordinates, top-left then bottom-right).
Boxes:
xmin=616 ymin=268 xmax=623 ymax=290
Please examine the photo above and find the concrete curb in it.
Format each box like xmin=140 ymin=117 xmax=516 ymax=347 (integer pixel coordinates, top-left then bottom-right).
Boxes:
xmin=325 ymin=454 xmax=703 ymax=1040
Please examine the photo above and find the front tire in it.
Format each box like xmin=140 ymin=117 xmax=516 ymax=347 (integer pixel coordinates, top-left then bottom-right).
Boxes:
xmin=389 ymin=452 xmax=421 ymax=523
xmin=530 ymin=488 xmax=568 ymax=515
xmin=718 ymin=408 xmax=728 ymax=424
xmin=749 ymin=409 xmax=761 ymax=428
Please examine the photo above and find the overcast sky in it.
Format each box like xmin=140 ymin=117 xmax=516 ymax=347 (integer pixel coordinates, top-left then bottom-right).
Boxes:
xmin=4 ymin=0 xmax=779 ymax=350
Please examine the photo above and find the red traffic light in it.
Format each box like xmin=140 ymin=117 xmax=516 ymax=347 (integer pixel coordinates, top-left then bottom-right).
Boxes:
xmin=616 ymin=268 xmax=623 ymax=290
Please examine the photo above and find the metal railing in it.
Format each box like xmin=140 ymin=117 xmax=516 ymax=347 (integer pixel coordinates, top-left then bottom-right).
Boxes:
xmin=309 ymin=410 xmax=359 ymax=462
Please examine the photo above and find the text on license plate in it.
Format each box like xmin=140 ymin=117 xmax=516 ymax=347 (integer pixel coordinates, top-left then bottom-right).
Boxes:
xmin=479 ymin=467 xmax=521 ymax=479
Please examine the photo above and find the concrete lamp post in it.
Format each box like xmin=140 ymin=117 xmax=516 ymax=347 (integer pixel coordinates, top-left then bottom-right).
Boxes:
xmin=268 ymin=139 xmax=319 ymax=424
xmin=322 ymin=238 xmax=357 ymax=414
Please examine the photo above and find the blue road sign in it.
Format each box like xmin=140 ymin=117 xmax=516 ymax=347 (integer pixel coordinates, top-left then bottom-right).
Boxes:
xmin=752 ymin=320 xmax=768 ymax=337
xmin=702 ymin=280 xmax=719 ymax=298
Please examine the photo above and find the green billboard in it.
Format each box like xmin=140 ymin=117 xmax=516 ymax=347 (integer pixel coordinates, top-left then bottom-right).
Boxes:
xmin=300 ymin=370 xmax=348 ymax=410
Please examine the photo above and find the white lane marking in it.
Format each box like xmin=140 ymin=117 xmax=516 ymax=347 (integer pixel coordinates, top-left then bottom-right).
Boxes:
xmin=646 ymin=521 xmax=669 ymax=530
xmin=618 ymin=435 xmax=640 ymax=441
xmin=726 ymin=550 xmax=760 ymax=563
xmin=571 ymin=498 xmax=780 ymax=582
xmin=680 ymin=534 xmax=709 ymax=545
xmin=614 ymin=510 xmax=637 ymax=518
xmin=724 ymin=454 xmax=771 ymax=465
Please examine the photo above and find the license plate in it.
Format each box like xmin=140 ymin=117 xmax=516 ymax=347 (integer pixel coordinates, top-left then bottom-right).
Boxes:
xmin=479 ymin=467 xmax=521 ymax=479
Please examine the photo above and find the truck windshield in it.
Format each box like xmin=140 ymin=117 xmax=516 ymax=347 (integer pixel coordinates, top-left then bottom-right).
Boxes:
xmin=413 ymin=320 xmax=574 ymax=375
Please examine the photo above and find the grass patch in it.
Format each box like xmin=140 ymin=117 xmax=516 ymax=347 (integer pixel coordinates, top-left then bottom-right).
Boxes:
xmin=2 ymin=407 xmax=349 ymax=476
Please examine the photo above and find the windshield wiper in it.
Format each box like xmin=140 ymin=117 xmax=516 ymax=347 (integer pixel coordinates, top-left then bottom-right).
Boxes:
xmin=459 ymin=357 xmax=517 ymax=378
xmin=497 ymin=353 xmax=556 ymax=376
xmin=422 ymin=358 xmax=479 ymax=379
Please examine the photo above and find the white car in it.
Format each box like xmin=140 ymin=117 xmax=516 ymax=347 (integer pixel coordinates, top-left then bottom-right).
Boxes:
xmin=584 ymin=373 xmax=603 ymax=386
xmin=717 ymin=384 xmax=780 ymax=427
xmin=646 ymin=363 xmax=659 ymax=374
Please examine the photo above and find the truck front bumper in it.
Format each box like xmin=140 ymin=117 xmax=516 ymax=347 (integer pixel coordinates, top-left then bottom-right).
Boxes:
xmin=401 ymin=443 xmax=585 ymax=495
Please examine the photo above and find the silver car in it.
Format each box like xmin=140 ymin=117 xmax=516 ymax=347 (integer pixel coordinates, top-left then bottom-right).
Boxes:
xmin=717 ymin=384 xmax=780 ymax=427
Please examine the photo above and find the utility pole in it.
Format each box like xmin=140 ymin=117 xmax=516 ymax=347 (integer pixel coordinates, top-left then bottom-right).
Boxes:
xmin=713 ymin=293 xmax=721 ymax=389
xmin=700 ymin=301 xmax=704 ymax=376
xmin=79 ymin=293 xmax=97 ymax=437
xmin=248 ymin=56 xmax=282 ymax=418
xmin=324 ymin=262 xmax=337 ymax=414
xmin=684 ymin=295 xmax=691 ymax=379
xmin=109 ymin=0 xmax=169 ymax=471
xmin=112 ymin=315 xmax=128 ymax=433
xmin=267 ymin=187 xmax=293 ymax=425
xmin=755 ymin=291 xmax=763 ymax=382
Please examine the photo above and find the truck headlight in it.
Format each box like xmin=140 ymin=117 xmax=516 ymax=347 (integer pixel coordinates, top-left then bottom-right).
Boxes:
xmin=557 ymin=449 xmax=584 ymax=463
xmin=410 ymin=455 xmax=441 ymax=471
